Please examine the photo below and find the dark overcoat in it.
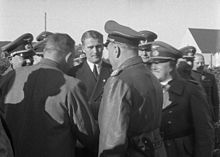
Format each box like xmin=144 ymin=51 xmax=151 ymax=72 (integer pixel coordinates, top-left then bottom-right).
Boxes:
xmin=191 ymin=70 xmax=219 ymax=122
xmin=0 ymin=59 xmax=97 ymax=157
xmin=0 ymin=116 xmax=14 ymax=157
xmin=98 ymin=56 xmax=167 ymax=157
xmin=161 ymin=75 xmax=214 ymax=157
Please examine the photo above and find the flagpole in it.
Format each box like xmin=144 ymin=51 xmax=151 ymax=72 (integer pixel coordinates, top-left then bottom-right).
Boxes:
xmin=44 ymin=12 xmax=47 ymax=32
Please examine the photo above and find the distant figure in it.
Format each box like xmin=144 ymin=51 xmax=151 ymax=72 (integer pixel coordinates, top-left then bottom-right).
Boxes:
xmin=177 ymin=45 xmax=196 ymax=80
xmin=138 ymin=30 xmax=158 ymax=64
xmin=1 ymin=33 xmax=35 ymax=74
xmin=149 ymin=41 xmax=214 ymax=157
xmin=98 ymin=20 xmax=166 ymax=157
xmin=0 ymin=33 xmax=98 ymax=157
xmin=192 ymin=53 xmax=219 ymax=122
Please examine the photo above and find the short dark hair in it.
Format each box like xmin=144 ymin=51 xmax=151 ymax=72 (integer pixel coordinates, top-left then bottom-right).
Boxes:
xmin=45 ymin=33 xmax=75 ymax=54
xmin=81 ymin=30 xmax=103 ymax=45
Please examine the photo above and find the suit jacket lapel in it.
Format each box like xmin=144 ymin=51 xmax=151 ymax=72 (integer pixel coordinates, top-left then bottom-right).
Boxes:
xmin=89 ymin=62 xmax=111 ymax=102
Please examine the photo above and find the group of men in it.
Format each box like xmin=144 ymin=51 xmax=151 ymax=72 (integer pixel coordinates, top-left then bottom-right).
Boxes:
xmin=0 ymin=20 xmax=219 ymax=157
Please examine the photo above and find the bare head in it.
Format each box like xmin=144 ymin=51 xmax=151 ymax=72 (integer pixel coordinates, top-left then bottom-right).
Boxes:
xmin=44 ymin=33 xmax=75 ymax=68
xmin=193 ymin=53 xmax=205 ymax=72
xmin=81 ymin=30 xmax=104 ymax=64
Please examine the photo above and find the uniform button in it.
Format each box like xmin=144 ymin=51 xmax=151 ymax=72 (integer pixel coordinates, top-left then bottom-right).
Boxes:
xmin=167 ymin=142 xmax=171 ymax=146
xmin=168 ymin=110 xmax=173 ymax=114
xmin=168 ymin=121 xmax=172 ymax=124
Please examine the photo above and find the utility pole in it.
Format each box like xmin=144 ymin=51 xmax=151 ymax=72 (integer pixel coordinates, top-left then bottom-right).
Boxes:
xmin=44 ymin=12 xmax=47 ymax=32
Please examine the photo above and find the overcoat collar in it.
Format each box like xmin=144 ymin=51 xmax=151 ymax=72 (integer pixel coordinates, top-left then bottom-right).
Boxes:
xmin=39 ymin=59 xmax=67 ymax=72
xmin=168 ymin=75 xmax=185 ymax=96
xmin=118 ymin=56 xmax=143 ymax=71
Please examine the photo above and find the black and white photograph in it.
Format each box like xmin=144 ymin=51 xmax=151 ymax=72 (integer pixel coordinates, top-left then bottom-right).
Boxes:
xmin=0 ymin=0 xmax=220 ymax=157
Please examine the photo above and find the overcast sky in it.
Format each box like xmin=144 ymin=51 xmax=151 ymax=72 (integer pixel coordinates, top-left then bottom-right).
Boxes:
xmin=1 ymin=0 xmax=220 ymax=48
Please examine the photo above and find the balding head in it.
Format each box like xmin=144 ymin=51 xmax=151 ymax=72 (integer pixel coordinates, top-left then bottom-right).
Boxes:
xmin=44 ymin=33 xmax=75 ymax=68
xmin=193 ymin=53 xmax=205 ymax=72
xmin=194 ymin=53 xmax=204 ymax=60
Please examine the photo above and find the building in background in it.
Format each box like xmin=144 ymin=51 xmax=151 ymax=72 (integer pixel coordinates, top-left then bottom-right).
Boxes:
xmin=181 ymin=28 xmax=220 ymax=68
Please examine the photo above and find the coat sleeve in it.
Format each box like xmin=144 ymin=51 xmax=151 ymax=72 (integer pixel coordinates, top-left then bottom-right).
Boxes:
xmin=189 ymin=84 xmax=214 ymax=157
xmin=67 ymin=80 xmax=98 ymax=150
xmin=0 ymin=117 xmax=14 ymax=157
xmin=98 ymin=77 xmax=132 ymax=157
xmin=211 ymin=74 xmax=219 ymax=122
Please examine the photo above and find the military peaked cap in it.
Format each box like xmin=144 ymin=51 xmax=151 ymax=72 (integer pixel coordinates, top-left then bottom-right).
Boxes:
xmin=33 ymin=31 xmax=53 ymax=53
xmin=148 ymin=41 xmax=182 ymax=61
xmin=1 ymin=33 xmax=33 ymax=53
xmin=10 ymin=49 xmax=35 ymax=58
xmin=139 ymin=30 xmax=158 ymax=42
xmin=36 ymin=31 xmax=53 ymax=41
xmin=104 ymin=20 xmax=145 ymax=47
xmin=179 ymin=46 xmax=196 ymax=58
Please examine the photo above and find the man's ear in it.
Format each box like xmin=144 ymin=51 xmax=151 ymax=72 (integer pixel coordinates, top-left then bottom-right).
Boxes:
xmin=81 ymin=45 xmax=86 ymax=53
xmin=65 ymin=52 xmax=73 ymax=65
xmin=115 ymin=45 xmax=120 ymax=58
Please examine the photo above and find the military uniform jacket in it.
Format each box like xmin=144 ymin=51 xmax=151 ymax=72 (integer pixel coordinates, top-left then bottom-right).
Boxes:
xmin=68 ymin=60 xmax=112 ymax=120
xmin=161 ymin=75 xmax=214 ymax=157
xmin=191 ymin=70 xmax=219 ymax=122
xmin=98 ymin=56 xmax=166 ymax=157
xmin=0 ymin=59 xmax=97 ymax=157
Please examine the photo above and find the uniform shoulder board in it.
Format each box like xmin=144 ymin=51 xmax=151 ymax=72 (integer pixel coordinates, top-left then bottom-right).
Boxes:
xmin=187 ymin=79 xmax=199 ymax=85
xmin=111 ymin=69 xmax=122 ymax=77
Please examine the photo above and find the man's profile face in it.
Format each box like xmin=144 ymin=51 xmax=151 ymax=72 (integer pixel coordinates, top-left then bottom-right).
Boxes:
xmin=10 ymin=55 xmax=25 ymax=69
xmin=33 ymin=54 xmax=43 ymax=65
xmin=151 ymin=60 xmax=173 ymax=82
xmin=106 ymin=41 xmax=117 ymax=69
xmin=193 ymin=55 xmax=205 ymax=72
xmin=138 ymin=50 xmax=150 ymax=63
xmin=82 ymin=38 xmax=103 ymax=64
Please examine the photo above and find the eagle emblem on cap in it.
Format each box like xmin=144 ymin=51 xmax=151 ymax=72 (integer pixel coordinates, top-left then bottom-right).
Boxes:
xmin=152 ymin=50 xmax=159 ymax=56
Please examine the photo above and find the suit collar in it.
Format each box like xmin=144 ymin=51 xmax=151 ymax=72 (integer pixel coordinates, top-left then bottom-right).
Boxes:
xmin=86 ymin=60 xmax=102 ymax=72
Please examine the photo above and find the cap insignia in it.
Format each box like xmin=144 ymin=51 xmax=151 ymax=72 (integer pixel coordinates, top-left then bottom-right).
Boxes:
xmin=152 ymin=50 xmax=159 ymax=57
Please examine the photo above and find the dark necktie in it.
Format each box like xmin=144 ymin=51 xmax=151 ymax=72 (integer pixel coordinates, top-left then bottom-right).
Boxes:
xmin=93 ymin=64 xmax=98 ymax=79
